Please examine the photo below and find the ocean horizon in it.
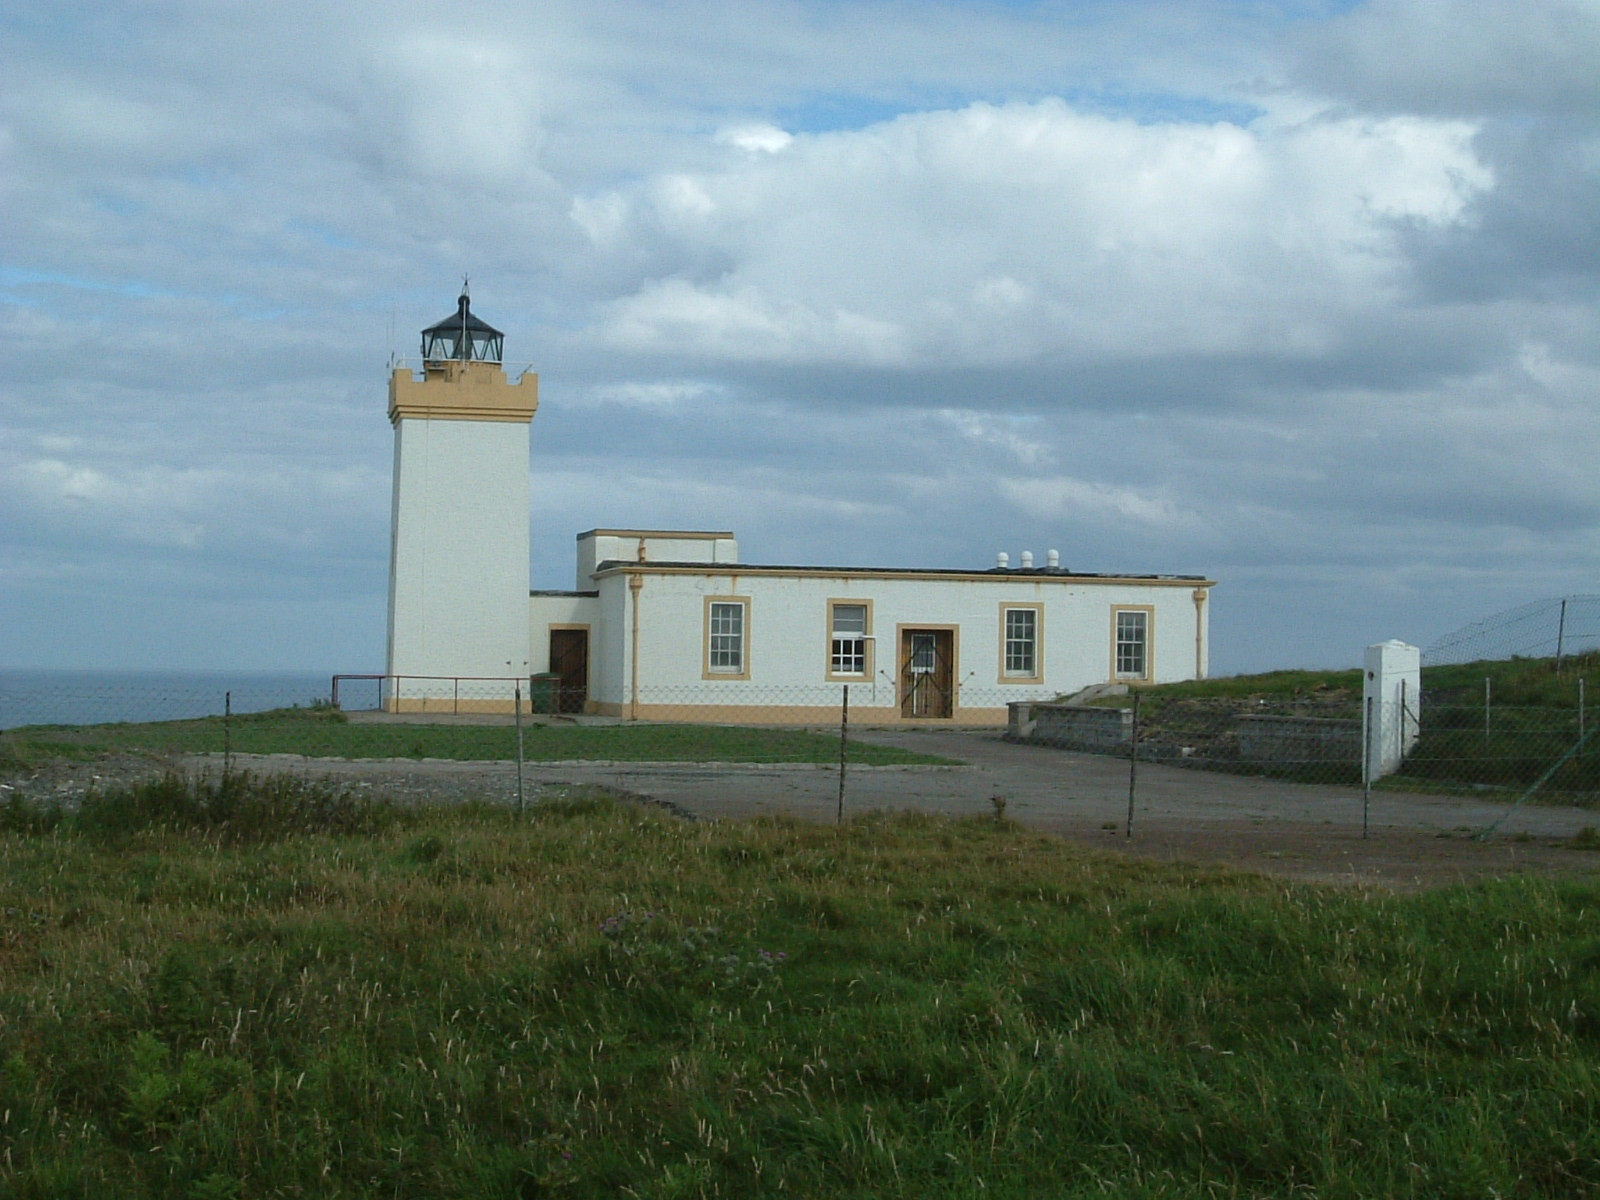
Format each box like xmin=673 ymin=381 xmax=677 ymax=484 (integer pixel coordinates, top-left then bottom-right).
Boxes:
xmin=0 ymin=668 xmax=374 ymax=729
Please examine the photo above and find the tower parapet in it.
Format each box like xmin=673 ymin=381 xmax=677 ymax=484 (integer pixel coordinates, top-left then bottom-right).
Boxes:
xmin=388 ymin=359 xmax=538 ymax=424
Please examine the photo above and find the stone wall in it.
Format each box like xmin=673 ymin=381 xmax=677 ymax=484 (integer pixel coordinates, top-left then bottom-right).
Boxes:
xmin=1234 ymin=714 xmax=1360 ymax=763
xmin=1010 ymin=701 xmax=1360 ymax=767
xmin=1009 ymin=702 xmax=1132 ymax=751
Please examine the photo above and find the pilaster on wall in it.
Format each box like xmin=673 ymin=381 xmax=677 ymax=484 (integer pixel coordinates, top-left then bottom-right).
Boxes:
xmin=1362 ymin=640 xmax=1421 ymax=781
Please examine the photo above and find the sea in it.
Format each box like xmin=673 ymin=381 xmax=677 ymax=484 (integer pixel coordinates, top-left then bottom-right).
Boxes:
xmin=0 ymin=669 xmax=377 ymax=730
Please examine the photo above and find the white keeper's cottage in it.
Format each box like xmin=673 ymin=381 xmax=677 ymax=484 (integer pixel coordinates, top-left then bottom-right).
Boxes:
xmin=385 ymin=295 xmax=1215 ymax=723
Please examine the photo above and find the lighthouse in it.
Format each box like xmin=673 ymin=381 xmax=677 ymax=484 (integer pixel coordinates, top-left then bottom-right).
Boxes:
xmin=384 ymin=290 xmax=538 ymax=710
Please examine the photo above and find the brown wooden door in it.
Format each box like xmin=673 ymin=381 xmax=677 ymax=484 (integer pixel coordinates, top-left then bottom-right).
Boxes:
xmin=549 ymin=629 xmax=589 ymax=714
xmin=900 ymin=629 xmax=954 ymax=718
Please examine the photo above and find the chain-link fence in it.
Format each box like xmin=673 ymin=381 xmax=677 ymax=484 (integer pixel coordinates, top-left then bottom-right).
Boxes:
xmin=1017 ymin=681 xmax=1598 ymax=831
xmin=1425 ymin=595 xmax=1600 ymax=666
xmin=4 ymin=672 xmax=1596 ymax=838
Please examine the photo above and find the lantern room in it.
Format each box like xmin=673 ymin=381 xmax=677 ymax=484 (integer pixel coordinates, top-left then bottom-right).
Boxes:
xmin=421 ymin=291 xmax=504 ymax=363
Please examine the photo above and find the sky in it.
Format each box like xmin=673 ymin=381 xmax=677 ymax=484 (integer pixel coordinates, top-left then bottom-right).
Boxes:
xmin=2 ymin=0 xmax=1597 ymax=677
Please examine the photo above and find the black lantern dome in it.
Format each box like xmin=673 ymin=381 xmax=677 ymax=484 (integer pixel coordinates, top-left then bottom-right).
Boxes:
xmin=421 ymin=291 xmax=504 ymax=363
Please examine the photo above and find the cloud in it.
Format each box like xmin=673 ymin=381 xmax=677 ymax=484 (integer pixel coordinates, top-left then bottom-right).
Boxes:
xmin=715 ymin=123 xmax=794 ymax=154
xmin=582 ymin=100 xmax=1492 ymax=376
xmin=1289 ymin=0 xmax=1600 ymax=119
xmin=0 ymin=0 xmax=1595 ymax=676
xmin=999 ymin=476 xmax=1195 ymax=531
xmin=1288 ymin=0 xmax=1600 ymax=307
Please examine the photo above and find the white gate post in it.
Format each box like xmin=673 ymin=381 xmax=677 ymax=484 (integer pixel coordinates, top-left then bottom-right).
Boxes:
xmin=1363 ymin=640 xmax=1421 ymax=781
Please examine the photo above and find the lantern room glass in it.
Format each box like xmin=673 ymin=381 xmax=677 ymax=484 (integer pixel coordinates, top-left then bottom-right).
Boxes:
xmin=421 ymin=294 xmax=505 ymax=363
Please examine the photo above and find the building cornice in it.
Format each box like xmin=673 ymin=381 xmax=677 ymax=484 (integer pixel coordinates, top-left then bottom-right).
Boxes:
xmin=591 ymin=561 xmax=1216 ymax=588
xmin=578 ymin=528 xmax=735 ymax=541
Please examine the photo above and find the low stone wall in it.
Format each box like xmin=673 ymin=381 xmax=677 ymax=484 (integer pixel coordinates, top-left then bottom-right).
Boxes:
xmin=1012 ymin=702 xmax=1132 ymax=752
xmin=1010 ymin=702 xmax=1361 ymax=766
xmin=1234 ymin=714 xmax=1359 ymax=763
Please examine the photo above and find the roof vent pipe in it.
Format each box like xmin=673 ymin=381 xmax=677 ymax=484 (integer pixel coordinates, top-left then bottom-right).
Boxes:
xmin=1047 ymin=549 xmax=1060 ymax=568
xmin=1020 ymin=551 xmax=1034 ymax=568
xmin=996 ymin=552 xmax=1009 ymax=569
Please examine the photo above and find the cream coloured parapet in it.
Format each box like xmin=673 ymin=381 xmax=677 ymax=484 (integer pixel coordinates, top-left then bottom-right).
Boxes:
xmin=388 ymin=359 xmax=539 ymax=424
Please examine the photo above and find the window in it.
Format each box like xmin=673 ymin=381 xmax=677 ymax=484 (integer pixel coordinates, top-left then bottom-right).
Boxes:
xmin=1115 ymin=609 xmax=1150 ymax=679
xmin=706 ymin=600 xmax=747 ymax=676
xmin=830 ymin=603 xmax=868 ymax=676
xmin=1003 ymin=607 xmax=1038 ymax=677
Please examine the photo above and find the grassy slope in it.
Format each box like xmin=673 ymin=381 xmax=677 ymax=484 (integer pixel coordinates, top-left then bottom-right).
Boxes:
xmin=1077 ymin=655 xmax=1600 ymax=800
xmin=1092 ymin=651 xmax=1599 ymax=711
xmin=2 ymin=776 xmax=1598 ymax=1198
xmin=0 ymin=707 xmax=952 ymax=769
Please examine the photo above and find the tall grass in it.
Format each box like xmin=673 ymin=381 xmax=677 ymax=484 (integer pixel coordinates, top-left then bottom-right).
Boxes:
xmin=1 ymin=775 xmax=1597 ymax=1197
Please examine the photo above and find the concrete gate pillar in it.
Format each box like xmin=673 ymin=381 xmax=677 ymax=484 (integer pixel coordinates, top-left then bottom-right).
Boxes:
xmin=1362 ymin=640 xmax=1421 ymax=782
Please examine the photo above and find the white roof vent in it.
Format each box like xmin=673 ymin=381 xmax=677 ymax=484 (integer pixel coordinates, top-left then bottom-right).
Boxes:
xmin=1047 ymin=549 xmax=1060 ymax=568
xmin=996 ymin=552 xmax=1009 ymax=569
xmin=1020 ymin=551 xmax=1034 ymax=568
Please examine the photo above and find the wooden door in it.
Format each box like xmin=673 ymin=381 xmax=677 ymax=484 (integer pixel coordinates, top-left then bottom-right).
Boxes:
xmin=900 ymin=629 xmax=954 ymax=718
xmin=548 ymin=629 xmax=589 ymax=714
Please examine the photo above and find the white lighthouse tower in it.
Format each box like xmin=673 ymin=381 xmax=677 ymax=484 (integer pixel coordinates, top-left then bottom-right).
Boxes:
xmin=384 ymin=291 xmax=538 ymax=710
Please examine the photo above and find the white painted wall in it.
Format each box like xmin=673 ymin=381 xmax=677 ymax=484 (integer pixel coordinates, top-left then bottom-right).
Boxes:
xmin=387 ymin=417 xmax=531 ymax=696
xmin=527 ymin=594 xmax=600 ymax=673
xmin=575 ymin=531 xmax=739 ymax=587
xmin=590 ymin=567 xmax=1209 ymax=715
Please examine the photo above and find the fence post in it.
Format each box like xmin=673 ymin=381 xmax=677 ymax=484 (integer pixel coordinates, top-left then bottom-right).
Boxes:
xmin=224 ymin=690 xmax=233 ymax=779
xmin=1125 ymin=691 xmax=1139 ymax=839
xmin=514 ymin=682 xmax=526 ymax=815
xmin=1556 ymin=598 xmax=1568 ymax=674
xmin=837 ymin=684 xmax=849 ymax=826
xmin=1361 ymin=695 xmax=1372 ymax=840
xmin=1485 ymin=677 xmax=1491 ymax=748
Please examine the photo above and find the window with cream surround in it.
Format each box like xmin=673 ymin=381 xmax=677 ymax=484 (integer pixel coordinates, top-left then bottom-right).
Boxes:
xmin=704 ymin=598 xmax=750 ymax=678
xmin=1001 ymin=605 xmax=1042 ymax=680
xmin=1113 ymin=607 xmax=1152 ymax=680
xmin=829 ymin=601 xmax=870 ymax=678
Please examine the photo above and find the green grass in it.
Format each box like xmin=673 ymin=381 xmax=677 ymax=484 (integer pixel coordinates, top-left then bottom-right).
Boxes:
xmin=2 ymin=774 xmax=1599 ymax=1197
xmin=0 ymin=706 xmax=953 ymax=769
xmin=1063 ymin=656 xmax=1600 ymax=802
xmin=1424 ymin=650 xmax=1600 ymax=707
xmin=1084 ymin=652 xmax=1599 ymax=715
xmin=1104 ymin=667 xmax=1367 ymax=705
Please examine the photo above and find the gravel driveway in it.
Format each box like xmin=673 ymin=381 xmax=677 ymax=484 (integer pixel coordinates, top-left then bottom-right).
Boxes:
xmin=7 ymin=728 xmax=1597 ymax=889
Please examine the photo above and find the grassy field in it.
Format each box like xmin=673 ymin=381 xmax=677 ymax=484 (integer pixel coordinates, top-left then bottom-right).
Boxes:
xmin=0 ymin=706 xmax=952 ymax=770
xmin=1 ymin=773 xmax=1597 ymax=1198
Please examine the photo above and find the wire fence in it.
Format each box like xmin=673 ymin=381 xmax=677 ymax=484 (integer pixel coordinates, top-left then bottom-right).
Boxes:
xmin=1425 ymin=594 xmax=1600 ymax=667
xmin=3 ymin=675 xmax=1596 ymax=839
xmin=1024 ymin=693 xmax=1595 ymax=795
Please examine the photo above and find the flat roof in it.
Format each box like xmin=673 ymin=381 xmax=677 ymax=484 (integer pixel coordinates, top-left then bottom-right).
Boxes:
xmin=577 ymin=529 xmax=735 ymax=540
xmin=592 ymin=560 xmax=1213 ymax=584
